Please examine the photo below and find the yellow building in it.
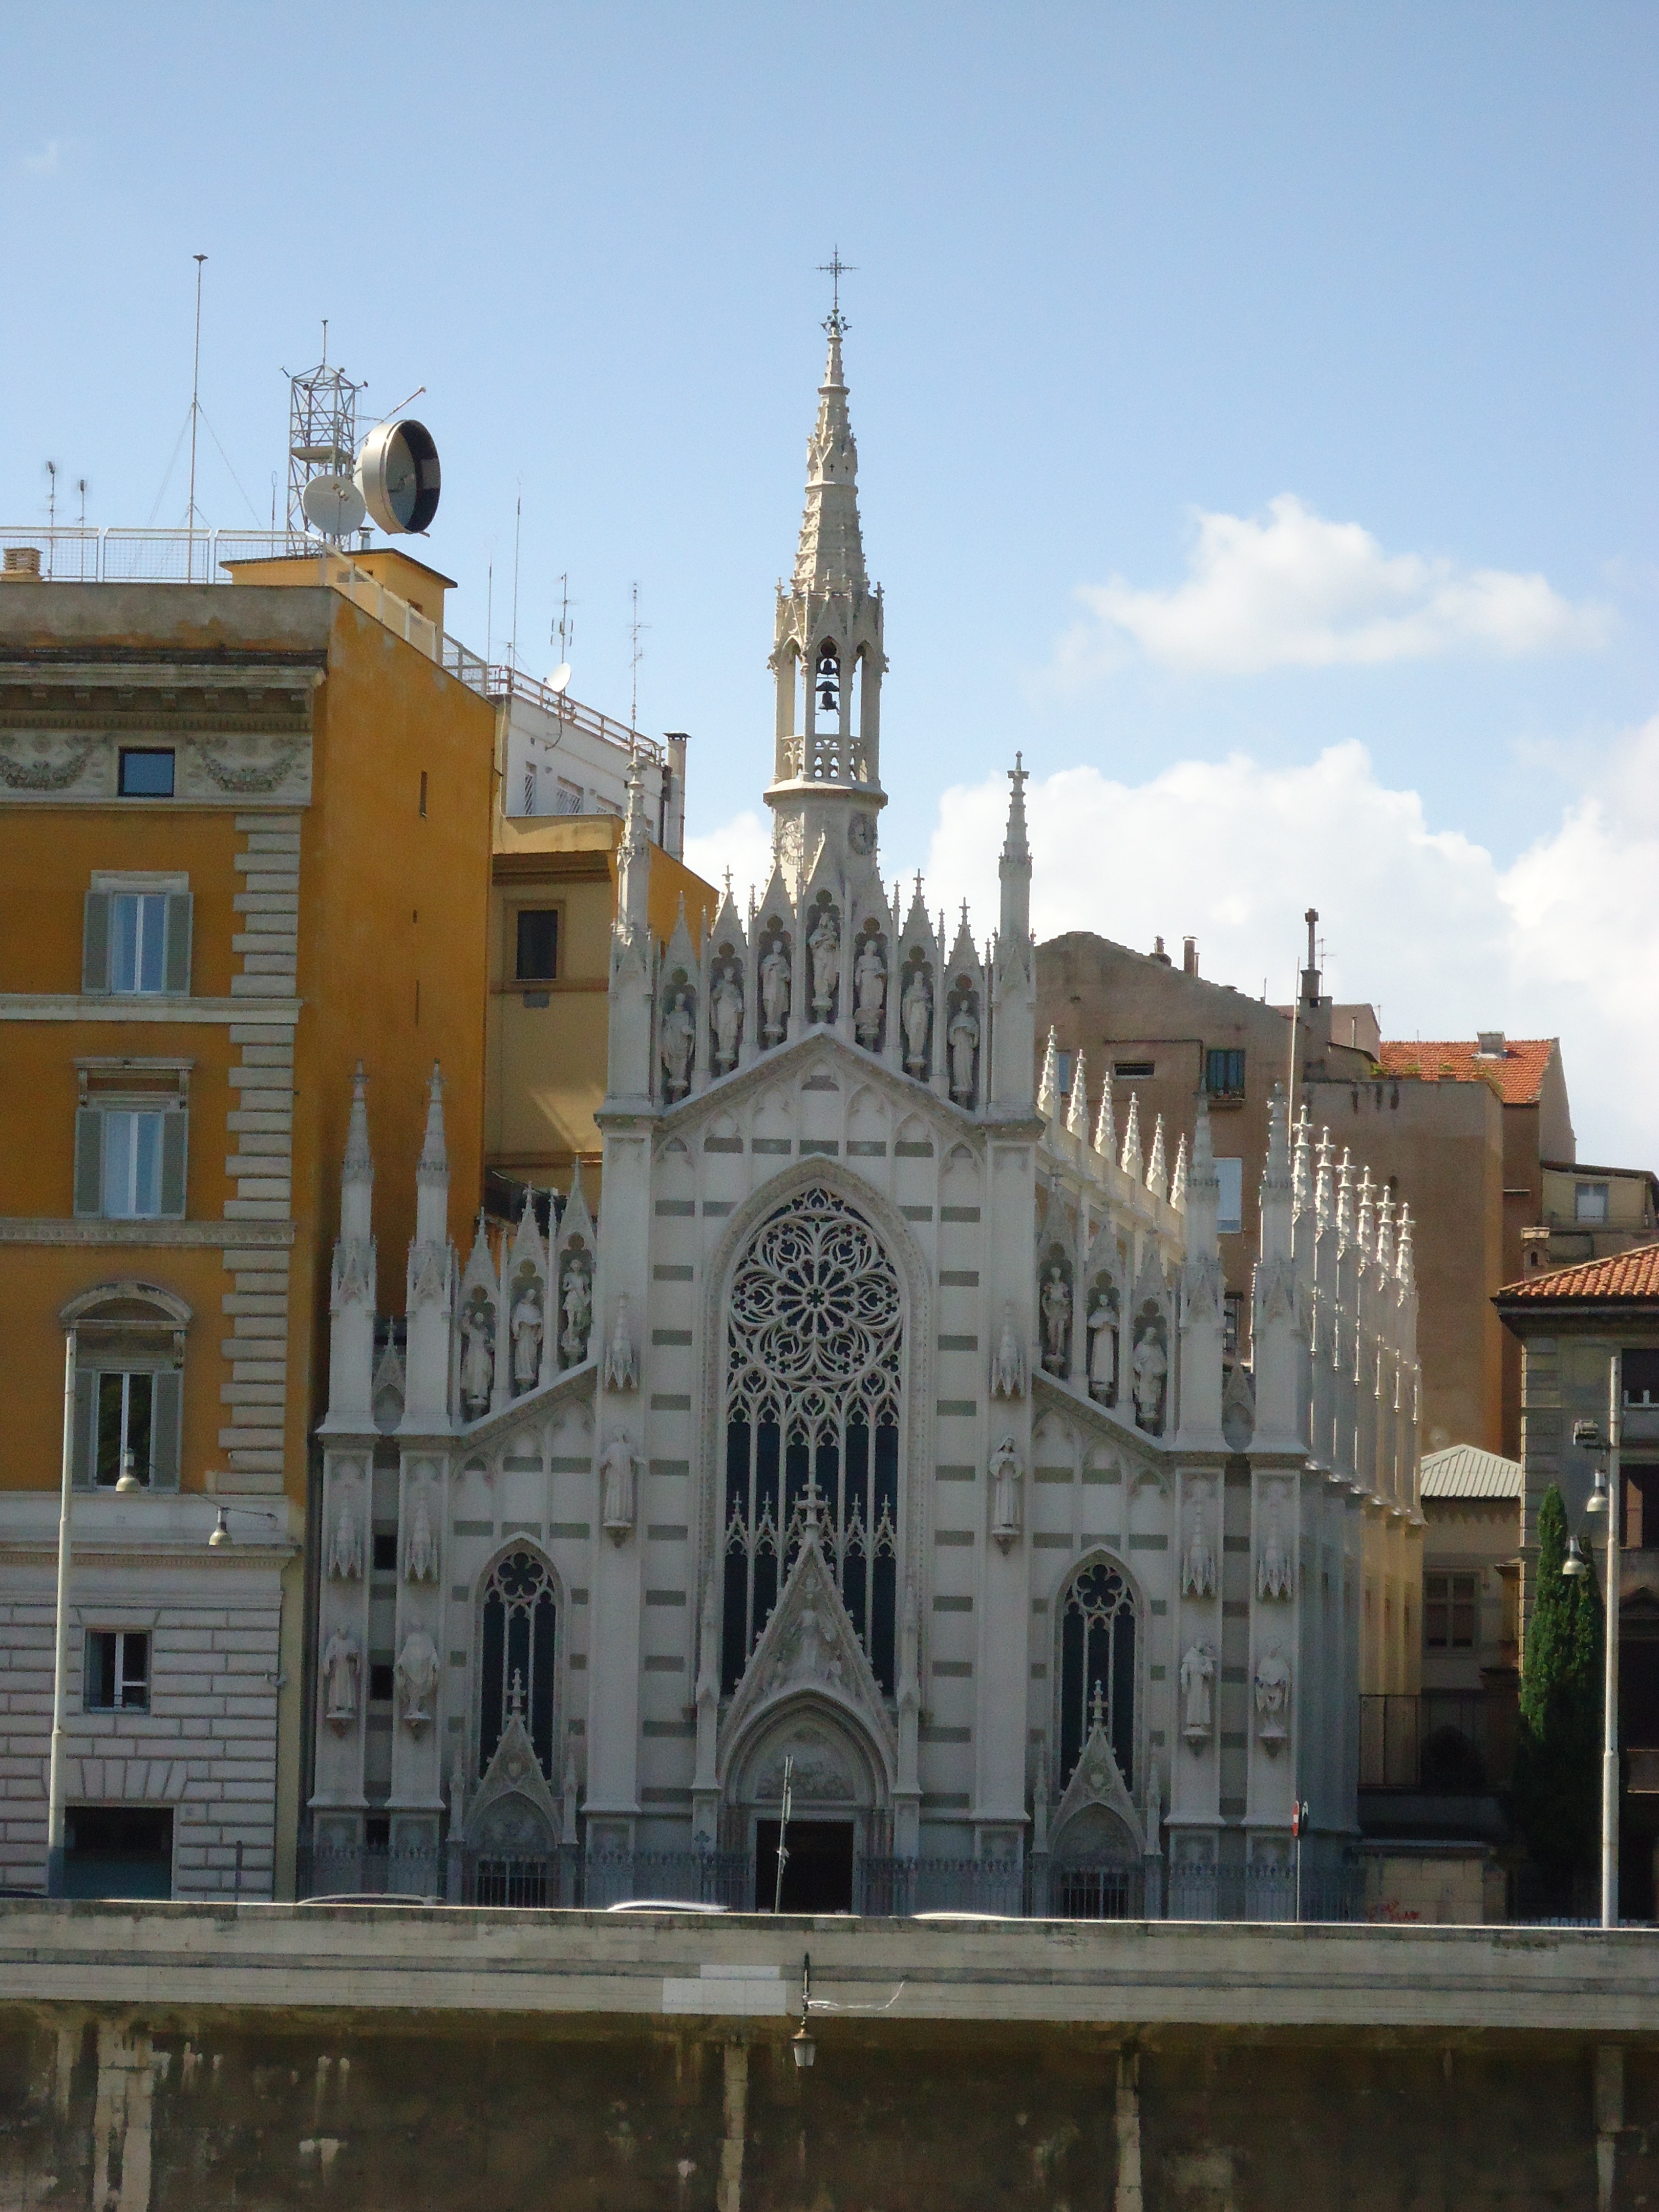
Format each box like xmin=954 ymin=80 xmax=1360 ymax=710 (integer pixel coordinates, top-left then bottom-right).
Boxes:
xmin=0 ymin=555 xmax=495 ymax=1898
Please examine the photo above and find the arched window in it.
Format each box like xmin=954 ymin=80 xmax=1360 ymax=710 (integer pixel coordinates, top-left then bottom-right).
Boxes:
xmin=63 ymin=1282 xmax=188 ymax=1491
xmin=1058 ymin=1559 xmax=1136 ymax=1790
xmin=722 ymin=1186 xmax=902 ymax=1695
xmin=479 ymin=1549 xmax=557 ymax=1779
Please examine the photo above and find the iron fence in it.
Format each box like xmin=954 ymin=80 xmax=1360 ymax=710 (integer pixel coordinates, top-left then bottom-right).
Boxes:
xmin=1165 ymin=1860 xmax=1365 ymax=1923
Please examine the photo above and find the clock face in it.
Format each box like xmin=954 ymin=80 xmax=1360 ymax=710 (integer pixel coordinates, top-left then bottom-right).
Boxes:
xmin=848 ymin=812 xmax=876 ymax=856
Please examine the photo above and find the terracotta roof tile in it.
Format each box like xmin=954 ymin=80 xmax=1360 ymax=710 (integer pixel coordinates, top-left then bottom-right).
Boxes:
xmin=1377 ymin=1037 xmax=1555 ymax=1106
xmin=1496 ymin=1242 xmax=1659 ymax=1304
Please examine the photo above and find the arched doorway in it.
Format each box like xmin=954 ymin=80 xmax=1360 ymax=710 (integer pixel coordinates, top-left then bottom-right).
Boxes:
xmin=726 ymin=1700 xmax=888 ymax=1913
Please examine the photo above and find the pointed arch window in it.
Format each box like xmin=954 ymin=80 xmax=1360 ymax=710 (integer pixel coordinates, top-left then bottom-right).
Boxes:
xmin=721 ymin=1186 xmax=902 ymax=1695
xmin=479 ymin=1549 xmax=557 ymax=1779
xmin=814 ymin=637 xmax=840 ymax=717
xmin=1058 ymin=1559 xmax=1136 ymax=1790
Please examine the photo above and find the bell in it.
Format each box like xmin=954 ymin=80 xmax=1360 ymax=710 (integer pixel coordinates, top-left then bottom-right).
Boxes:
xmin=818 ymin=684 xmax=836 ymax=711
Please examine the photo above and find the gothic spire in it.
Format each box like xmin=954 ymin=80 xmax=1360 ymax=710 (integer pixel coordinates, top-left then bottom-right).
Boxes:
xmin=793 ymin=318 xmax=866 ymax=592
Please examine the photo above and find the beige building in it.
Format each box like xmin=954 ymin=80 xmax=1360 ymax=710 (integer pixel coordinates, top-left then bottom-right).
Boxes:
xmin=1527 ymin=1161 xmax=1659 ymax=1274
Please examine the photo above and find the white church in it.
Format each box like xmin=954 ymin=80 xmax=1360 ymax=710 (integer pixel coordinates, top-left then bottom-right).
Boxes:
xmin=308 ymin=314 xmax=1422 ymax=1913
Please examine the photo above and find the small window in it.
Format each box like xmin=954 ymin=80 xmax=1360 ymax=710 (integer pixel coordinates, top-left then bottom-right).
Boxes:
xmin=1216 ymin=1156 xmax=1244 ymax=1236
xmin=1623 ymin=1351 xmax=1659 ymax=1410
xmin=109 ymin=894 xmax=168 ymax=994
xmin=85 ymin=1629 xmax=150 ymax=1711
xmin=102 ymin=1109 xmax=168 ymax=1218
xmin=1424 ymin=1572 xmax=1477 ymax=1649
xmin=118 ymin=749 xmax=174 ymax=798
xmin=1113 ymin=1059 xmax=1155 ymax=1079
xmin=554 ymin=776 xmax=583 ymax=816
xmin=369 ymin=1662 xmax=396 ymax=1704
xmin=1575 ymin=1182 xmax=1609 ymax=1225
xmin=1205 ymin=1047 xmax=1246 ymax=1096
xmin=516 ymin=908 xmax=559 ymax=983
xmin=371 ymin=1530 xmax=398 ymax=1574
xmin=419 ymin=771 xmax=428 ymax=817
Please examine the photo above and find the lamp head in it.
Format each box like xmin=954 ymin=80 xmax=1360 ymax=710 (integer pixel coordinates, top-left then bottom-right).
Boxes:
xmin=1562 ymin=1534 xmax=1589 ymax=1579
xmin=208 ymin=1506 xmax=231 ymax=1549
xmin=791 ymin=2023 xmax=816 ymax=2069
xmin=1585 ymin=1467 xmax=1610 ymax=1516
xmin=114 ymin=1449 xmax=142 ymax=1494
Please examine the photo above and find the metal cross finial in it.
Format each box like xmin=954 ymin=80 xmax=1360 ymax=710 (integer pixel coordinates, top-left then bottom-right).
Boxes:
xmin=818 ymin=247 xmax=856 ymax=334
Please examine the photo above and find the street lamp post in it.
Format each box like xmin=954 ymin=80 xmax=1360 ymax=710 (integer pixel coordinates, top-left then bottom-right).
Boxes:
xmin=44 ymin=1330 xmax=77 ymax=1898
xmin=1569 ymin=1353 xmax=1622 ymax=1930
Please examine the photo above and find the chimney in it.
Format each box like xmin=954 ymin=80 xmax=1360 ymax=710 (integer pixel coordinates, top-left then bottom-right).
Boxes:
xmin=1182 ymin=936 xmax=1198 ymax=977
xmin=2 ymin=547 xmax=42 ymax=580
xmin=1476 ymin=1030 xmax=1507 ymax=1058
xmin=1151 ymin=935 xmax=1172 ymax=966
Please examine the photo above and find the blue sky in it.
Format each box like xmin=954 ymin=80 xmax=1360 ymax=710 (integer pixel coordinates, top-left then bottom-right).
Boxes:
xmin=4 ymin=5 xmax=1656 ymax=1154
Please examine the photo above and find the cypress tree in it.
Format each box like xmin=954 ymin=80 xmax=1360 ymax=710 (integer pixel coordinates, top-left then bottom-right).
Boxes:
xmin=1511 ymin=1484 xmax=1604 ymax=1906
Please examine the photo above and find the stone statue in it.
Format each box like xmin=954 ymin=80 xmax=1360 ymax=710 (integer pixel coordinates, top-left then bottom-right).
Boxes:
xmin=1131 ymin=1324 xmax=1168 ymax=1433
xmin=321 ymin=1627 xmax=360 ymax=1730
xmin=1181 ymin=1493 xmax=1216 ymax=1599
xmin=1040 ymin=1265 xmax=1071 ymax=1373
xmin=854 ymin=938 xmax=885 ymax=1048
xmin=760 ymin=941 xmax=790 ymax=1045
xmin=560 ymin=1260 xmax=592 ymax=1366
xmin=326 ymin=1487 xmax=362 ymax=1580
xmin=989 ymin=1433 xmax=1023 ymax=1549
xmin=660 ymin=988 xmax=695 ymax=1097
xmin=1086 ymin=1292 xmax=1118 ymax=1404
xmin=775 ymin=1600 xmax=843 ymax=1689
xmin=402 ymin=1480 xmax=439 ymax=1582
xmin=947 ymin=997 xmax=979 ymax=1101
xmin=1254 ymin=1644 xmax=1291 ymax=1747
xmin=600 ymin=1429 xmax=641 ymax=1539
xmin=901 ymin=966 xmax=931 ymax=1074
xmin=989 ymin=1304 xmax=1025 ymax=1399
xmin=711 ymin=961 xmax=743 ymax=1070
xmin=510 ymin=1284 xmax=543 ymax=1393
xmin=1179 ymin=1642 xmax=1216 ymax=1744
xmin=808 ymin=908 xmax=840 ymax=1018
xmin=395 ymin=1628 xmax=440 ymax=1729
xmin=460 ymin=1306 xmax=494 ymax=1419
xmin=1257 ymin=1489 xmax=1292 ymax=1600
xmin=603 ymin=1295 xmax=636 ymax=1390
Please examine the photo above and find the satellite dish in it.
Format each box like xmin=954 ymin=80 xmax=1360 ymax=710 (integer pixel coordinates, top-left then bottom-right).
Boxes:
xmin=548 ymin=663 xmax=572 ymax=694
xmin=301 ymin=471 xmax=367 ymax=539
xmin=355 ymin=418 xmax=441 ymax=535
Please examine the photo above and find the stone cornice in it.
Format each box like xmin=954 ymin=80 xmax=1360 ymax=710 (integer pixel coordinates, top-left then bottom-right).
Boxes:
xmin=0 ymin=1217 xmax=295 ymax=1248
xmin=0 ymin=994 xmax=301 ymax=1026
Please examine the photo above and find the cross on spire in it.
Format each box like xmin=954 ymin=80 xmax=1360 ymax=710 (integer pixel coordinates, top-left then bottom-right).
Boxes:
xmin=818 ymin=247 xmax=855 ymax=334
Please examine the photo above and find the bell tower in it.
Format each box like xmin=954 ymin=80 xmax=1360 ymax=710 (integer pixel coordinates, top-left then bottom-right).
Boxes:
xmin=767 ymin=262 xmax=888 ymax=895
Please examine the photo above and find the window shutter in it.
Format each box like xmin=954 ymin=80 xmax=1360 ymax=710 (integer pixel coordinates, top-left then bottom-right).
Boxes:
xmin=71 ymin=1367 xmax=97 ymax=1488
xmin=150 ymin=1368 xmax=183 ymax=1490
xmin=73 ymin=1109 xmax=104 ymax=1217
xmin=82 ymin=891 xmax=111 ymax=994
xmin=163 ymin=892 xmax=194 ymax=995
xmin=159 ymin=1111 xmax=188 ymax=1220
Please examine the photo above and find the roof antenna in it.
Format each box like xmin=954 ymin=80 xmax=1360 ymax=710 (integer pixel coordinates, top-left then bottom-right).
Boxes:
xmin=185 ymin=253 xmax=208 ymax=579
xmin=629 ymin=581 xmax=649 ymax=731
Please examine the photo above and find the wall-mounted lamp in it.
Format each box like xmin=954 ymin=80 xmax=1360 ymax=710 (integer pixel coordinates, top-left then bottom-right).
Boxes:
xmin=792 ymin=1951 xmax=816 ymax=2069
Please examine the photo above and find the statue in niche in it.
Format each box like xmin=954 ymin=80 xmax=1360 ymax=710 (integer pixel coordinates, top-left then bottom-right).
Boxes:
xmin=901 ymin=965 xmax=931 ymax=1075
xmin=1257 ymin=1488 xmax=1292 ymax=1600
xmin=988 ymin=1434 xmax=1023 ymax=1549
xmin=326 ymin=1485 xmax=362 ymax=1580
xmin=773 ymin=1601 xmax=843 ymax=1691
xmin=989 ymin=1304 xmax=1025 ymax=1398
xmin=321 ymin=1627 xmax=360 ymax=1730
xmin=403 ymin=1481 xmax=440 ymax=1582
xmin=1086 ymin=1291 xmax=1119 ymax=1405
xmin=1040 ymin=1265 xmax=1071 ymax=1374
xmin=808 ymin=908 xmax=840 ymax=1018
xmin=1179 ymin=1642 xmax=1216 ymax=1745
xmin=1131 ymin=1323 xmax=1168 ymax=1434
xmin=947 ymin=996 xmax=979 ymax=1101
xmin=1181 ymin=1492 xmax=1216 ymax=1599
xmin=603 ymin=1295 xmax=637 ymax=1390
xmin=711 ymin=961 xmax=743 ymax=1071
xmin=396 ymin=1628 xmax=440 ymax=1729
xmin=1254 ymin=1644 xmax=1291 ymax=1747
xmin=660 ymin=989 xmax=695 ymax=1098
xmin=854 ymin=937 xmax=885 ymax=1049
xmin=460 ymin=1306 xmax=495 ymax=1419
xmin=561 ymin=1258 xmax=592 ymax=1366
xmin=600 ymin=1428 xmax=642 ymax=1539
xmin=760 ymin=940 xmax=791 ymax=1045
xmin=509 ymin=1283 xmax=544 ymax=1394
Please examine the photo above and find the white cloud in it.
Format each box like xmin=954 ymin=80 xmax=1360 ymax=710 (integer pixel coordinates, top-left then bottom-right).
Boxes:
xmin=917 ymin=730 xmax=1659 ymax=1166
xmin=19 ymin=140 xmax=62 ymax=177
xmin=1062 ymin=495 xmax=1610 ymax=675
xmin=680 ymin=727 xmax=1659 ymax=1164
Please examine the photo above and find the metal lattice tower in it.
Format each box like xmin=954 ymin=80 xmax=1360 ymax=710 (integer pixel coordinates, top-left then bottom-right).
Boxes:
xmin=286 ymin=336 xmax=363 ymax=541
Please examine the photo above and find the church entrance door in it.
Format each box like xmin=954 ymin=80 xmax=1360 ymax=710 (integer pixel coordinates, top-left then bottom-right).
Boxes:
xmin=756 ymin=1819 xmax=855 ymax=1913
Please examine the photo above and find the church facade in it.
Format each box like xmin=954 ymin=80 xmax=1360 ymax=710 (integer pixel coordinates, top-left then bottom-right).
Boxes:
xmin=307 ymin=320 xmax=1422 ymax=1906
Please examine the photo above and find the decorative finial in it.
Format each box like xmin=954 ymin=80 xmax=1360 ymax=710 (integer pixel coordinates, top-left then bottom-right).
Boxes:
xmin=509 ymin=1668 xmax=525 ymax=1718
xmin=818 ymin=246 xmax=856 ymax=334
xmin=1090 ymin=1681 xmax=1106 ymax=1730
